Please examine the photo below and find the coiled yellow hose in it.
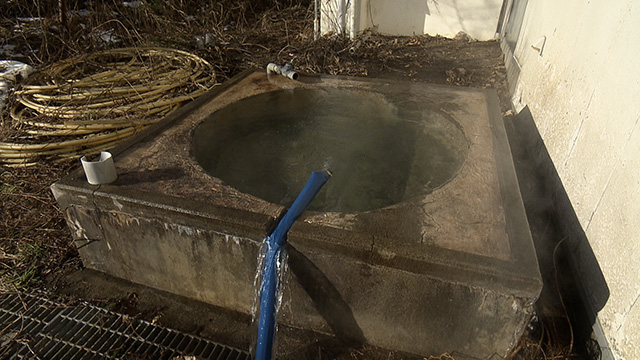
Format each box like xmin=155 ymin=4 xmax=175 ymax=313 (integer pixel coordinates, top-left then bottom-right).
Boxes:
xmin=1 ymin=47 xmax=216 ymax=167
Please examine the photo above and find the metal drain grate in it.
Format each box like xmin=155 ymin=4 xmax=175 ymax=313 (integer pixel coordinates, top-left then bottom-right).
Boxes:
xmin=0 ymin=292 xmax=251 ymax=360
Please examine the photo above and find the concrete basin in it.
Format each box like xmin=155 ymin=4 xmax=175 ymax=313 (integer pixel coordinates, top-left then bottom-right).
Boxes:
xmin=52 ymin=70 xmax=541 ymax=359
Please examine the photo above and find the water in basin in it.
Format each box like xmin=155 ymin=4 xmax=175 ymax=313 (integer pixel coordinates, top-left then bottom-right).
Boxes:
xmin=192 ymin=88 xmax=468 ymax=212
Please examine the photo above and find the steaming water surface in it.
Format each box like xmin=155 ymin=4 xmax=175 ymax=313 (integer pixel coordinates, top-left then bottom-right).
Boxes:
xmin=192 ymin=88 xmax=468 ymax=212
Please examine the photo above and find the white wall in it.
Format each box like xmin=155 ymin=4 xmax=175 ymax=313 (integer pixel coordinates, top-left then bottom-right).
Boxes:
xmin=508 ymin=1 xmax=640 ymax=358
xmin=320 ymin=0 xmax=503 ymax=40
xmin=322 ymin=0 xmax=640 ymax=357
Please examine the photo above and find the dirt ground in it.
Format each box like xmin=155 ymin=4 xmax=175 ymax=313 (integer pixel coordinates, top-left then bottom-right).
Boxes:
xmin=1 ymin=1 xmax=585 ymax=359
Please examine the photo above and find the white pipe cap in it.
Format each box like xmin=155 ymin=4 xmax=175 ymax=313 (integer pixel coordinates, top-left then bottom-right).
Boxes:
xmin=81 ymin=151 xmax=118 ymax=185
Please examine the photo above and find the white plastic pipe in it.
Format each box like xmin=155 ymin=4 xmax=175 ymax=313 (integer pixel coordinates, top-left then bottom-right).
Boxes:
xmin=266 ymin=63 xmax=299 ymax=80
xmin=81 ymin=151 xmax=118 ymax=185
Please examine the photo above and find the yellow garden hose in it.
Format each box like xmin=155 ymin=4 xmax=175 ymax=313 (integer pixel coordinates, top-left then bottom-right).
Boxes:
xmin=1 ymin=47 xmax=216 ymax=167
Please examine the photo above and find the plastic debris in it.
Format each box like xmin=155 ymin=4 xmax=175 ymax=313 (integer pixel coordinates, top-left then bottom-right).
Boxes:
xmin=0 ymin=60 xmax=34 ymax=113
xmin=70 ymin=9 xmax=92 ymax=16
xmin=195 ymin=33 xmax=216 ymax=48
xmin=123 ymin=1 xmax=143 ymax=8
xmin=92 ymin=29 xmax=121 ymax=46
xmin=0 ymin=44 xmax=22 ymax=58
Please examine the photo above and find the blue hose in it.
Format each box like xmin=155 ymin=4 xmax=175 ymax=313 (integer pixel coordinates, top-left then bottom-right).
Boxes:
xmin=254 ymin=170 xmax=331 ymax=360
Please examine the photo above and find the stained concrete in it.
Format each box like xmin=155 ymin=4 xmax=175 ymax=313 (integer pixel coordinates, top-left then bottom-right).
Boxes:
xmin=52 ymin=70 xmax=541 ymax=358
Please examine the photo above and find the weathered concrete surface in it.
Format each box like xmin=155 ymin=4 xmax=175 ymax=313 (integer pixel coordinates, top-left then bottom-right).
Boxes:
xmin=52 ymin=71 xmax=541 ymax=358
xmin=501 ymin=0 xmax=640 ymax=357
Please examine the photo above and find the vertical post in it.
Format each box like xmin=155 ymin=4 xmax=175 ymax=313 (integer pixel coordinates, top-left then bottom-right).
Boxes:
xmin=338 ymin=0 xmax=347 ymax=35
xmin=349 ymin=0 xmax=359 ymax=38
xmin=314 ymin=0 xmax=319 ymax=40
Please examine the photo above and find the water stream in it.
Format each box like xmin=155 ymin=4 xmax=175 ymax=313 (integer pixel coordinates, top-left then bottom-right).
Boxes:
xmin=250 ymin=239 xmax=290 ymax=359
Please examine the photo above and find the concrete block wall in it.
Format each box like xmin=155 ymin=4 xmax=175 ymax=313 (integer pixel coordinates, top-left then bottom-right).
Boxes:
xmin=505 ymin=1 xmax=640 ymax=358
xmin=320 ymin=0 xmax=503 ymax=40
